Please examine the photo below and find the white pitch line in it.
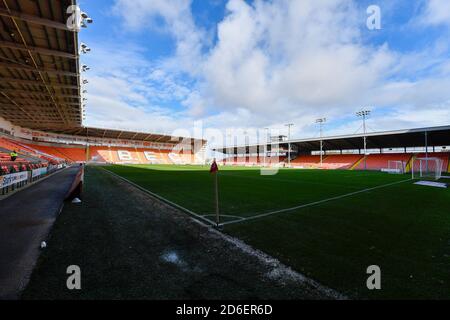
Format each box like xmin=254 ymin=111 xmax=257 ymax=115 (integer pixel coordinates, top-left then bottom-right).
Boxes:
xmin=202 ymin=214 xmax=245 ymax=220
xmin=100 ymin=167 xmax=216 ymax=226
xmin=99 ymin=166 xmax=345 ymax=298
xmin=221 ymin=178 xmax=413 ymax=226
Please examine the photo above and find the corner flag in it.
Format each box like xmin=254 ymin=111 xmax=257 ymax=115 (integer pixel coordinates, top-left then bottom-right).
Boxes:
xmin=210 ymin=159 xmax=220 ymax=226
xmin=210 ymin=159 xmax=219 ymax=173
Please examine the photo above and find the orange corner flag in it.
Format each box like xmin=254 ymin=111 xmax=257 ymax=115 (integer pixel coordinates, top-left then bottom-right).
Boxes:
xmin=210 ymin=159 xmax=219 ymax=173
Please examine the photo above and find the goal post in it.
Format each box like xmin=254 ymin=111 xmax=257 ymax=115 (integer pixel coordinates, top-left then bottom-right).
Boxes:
xmin=386 ymin=160 xmax=406 ymax=174
xmin=411 ymin=157 xmax=444 ymax=180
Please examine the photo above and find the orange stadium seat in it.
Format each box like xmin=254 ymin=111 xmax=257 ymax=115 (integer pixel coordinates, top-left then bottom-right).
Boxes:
xmin=321 ymin=154 xmax=364 ymax=169
xmin=223 ymin=155 xmax=284 ymax=166
xmin=290 ymin=155 xmax=321 ymax=168
xmin=21 ymin=144 xmax=66 ymax=159
xmin=54 ymin=147 xmax=86 ymax=162
xmin=415 ymin=152 xmax=450 ymax=173
xmin=354 ymin=153 xmax=412 ymax=171
xmin=87 ymin=146 xmax=195 ymax=165
xmin=0 ymin=137 xmax=64 ymax=165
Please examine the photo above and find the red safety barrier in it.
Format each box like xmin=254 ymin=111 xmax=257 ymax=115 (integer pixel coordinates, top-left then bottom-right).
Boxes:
xmin=65 ymin=165 xmax=84 ymax=202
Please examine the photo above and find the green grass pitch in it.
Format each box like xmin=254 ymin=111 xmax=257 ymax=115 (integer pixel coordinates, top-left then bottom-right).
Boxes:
xmin=104 ymin=164 xmax=450 ymax=299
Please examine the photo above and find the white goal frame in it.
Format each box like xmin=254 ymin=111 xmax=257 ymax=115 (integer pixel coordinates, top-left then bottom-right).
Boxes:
xmin=411 ymin=157 xmax=444 ymax=180
xmin=384 ymin=160 xmax=406 ymax=174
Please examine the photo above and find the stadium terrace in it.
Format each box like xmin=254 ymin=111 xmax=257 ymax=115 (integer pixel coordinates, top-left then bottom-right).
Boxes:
xmin=214 ymin=125 xmax=450 ymax=173
xmin=0 ymin=0 xmax=450 ymax=306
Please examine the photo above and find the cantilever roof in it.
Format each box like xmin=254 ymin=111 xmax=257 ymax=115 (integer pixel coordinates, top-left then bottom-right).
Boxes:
xmin=215 ymin=125 xmax=450 ymax=154
xmin=48 ymin=126 xmax=205 ymax=145
xmin=0 ymin=0 xmax=82 ymax=131
xmin=0 ymin=1 xmax=204 ymax=147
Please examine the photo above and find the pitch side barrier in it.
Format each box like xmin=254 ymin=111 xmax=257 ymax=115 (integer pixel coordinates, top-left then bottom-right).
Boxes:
xmin=65 ymin=164 xmax=84 ymax=201
xmin=0 ymin=163 xmax=67 ymax=197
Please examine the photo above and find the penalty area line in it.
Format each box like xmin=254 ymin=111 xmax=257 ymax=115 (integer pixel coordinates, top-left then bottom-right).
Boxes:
xmin=202 ymin=214 xmax=246 ymax=220
xmin=221 ymin=178 xmax=413 ymax=226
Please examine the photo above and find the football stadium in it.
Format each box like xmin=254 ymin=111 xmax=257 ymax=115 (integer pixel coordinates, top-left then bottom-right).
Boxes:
xmin=1 ymin=0 xmax=450 ymax=305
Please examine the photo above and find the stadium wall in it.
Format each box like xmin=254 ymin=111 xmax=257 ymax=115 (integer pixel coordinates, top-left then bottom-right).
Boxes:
xmin=0 ymin=117 xmax=204 ymax=165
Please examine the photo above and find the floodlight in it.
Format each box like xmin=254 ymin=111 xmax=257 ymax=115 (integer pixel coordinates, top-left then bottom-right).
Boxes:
xmin=80 ymin=43 xmax=91 ymax=54
xmin=316 ymin=118 xmax=326 ymax=124
xmin=356 ymin=108 xmax=371 ymax=170
xmin=315 ymin=118 xmax=327 ymax=164
xmin=80 ymin=11 xmax=92 ymax=21
xmin=356 ymin=110 xmax=371 ymax=117
xmin=284 ymin=123 xmax=294 ymax=167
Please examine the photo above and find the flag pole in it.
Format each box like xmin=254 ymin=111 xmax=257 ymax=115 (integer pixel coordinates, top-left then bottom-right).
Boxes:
xmin=210 ymin=158 xmax=220 ymax=227
xmin=214 ymin=171 xmax=220 ymax=227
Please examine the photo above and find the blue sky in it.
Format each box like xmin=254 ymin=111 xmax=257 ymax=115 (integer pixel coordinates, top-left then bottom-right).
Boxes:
xmin=77 ymin=0 xmax=450 ymax=145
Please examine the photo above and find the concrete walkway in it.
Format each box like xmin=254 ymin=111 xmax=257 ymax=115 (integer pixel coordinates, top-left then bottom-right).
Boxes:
xmin=0 ymin=166 xmax=79 ymax=299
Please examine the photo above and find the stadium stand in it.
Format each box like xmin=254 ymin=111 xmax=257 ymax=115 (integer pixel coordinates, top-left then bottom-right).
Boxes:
xmin=4 ymin=134 xmax=450 ymax=172
xmin=321 ymin=154 xmax=364 ymax=169
xmin=88 ymin=146 xmax=195 ymax=165
xmin=20 ymin=144 xmax=68 ymax=161
xmin=2 ymin=138 xmax=202 ymax=166
xmin=288 ymin=154 xmax=364 ymax=169
xmin=415 ymin=152 xmax=450 ymax=173
xmin=168 ymin=151 xmax=196 ymax=164
xmin=222 ymin=156 xmax=285 ymax=166
xmin=0 ymin=137 xmax=64 ymax=165
xmin=0 ymin=138 xmax=50 ymax=176
xmin=88 ymin=146 xmax=112 ymax=163
xmin=1 ymin=134 xmax=203 ymax=165
xmin=354 ymin=153 xmax=413 ymax=171
xmin=53 ymin=147 xmax=86 ymax=162
xmin=219 ymin=152 xmax=450 ymax=172
xmin=225 ymin=156 xmax=250 ymax=165
xmin=0 ymin=138 xmax=31 ymax=159
xmin=0 ymin=137 xmax=56 ymax=196
xmin=290 ymin=155 xmax=321 ymax=168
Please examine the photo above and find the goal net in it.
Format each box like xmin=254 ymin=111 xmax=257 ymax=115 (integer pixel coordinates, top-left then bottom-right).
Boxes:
xmin=385 ymin=160 xmax=406 ymax=174
xmin=411 ymin=157 xmax=444 ymax=180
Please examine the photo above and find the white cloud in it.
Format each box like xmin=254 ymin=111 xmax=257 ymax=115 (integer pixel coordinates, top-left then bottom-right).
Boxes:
xmin=81 ymin=0 xmax=450 ymax=143
xmin=201 ymin=0 xmax=395 ymax=117
xmin=113 ymin=0 xmax=206 ymax=75
xmin=420 ymin=0 xmax=450 ymax=27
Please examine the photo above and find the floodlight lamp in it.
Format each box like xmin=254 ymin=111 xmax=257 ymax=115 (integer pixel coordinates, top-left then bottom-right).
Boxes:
xmin=80 ymin=43 xmax=91 ymax=53
xmin=80 ymin=12 xmax=92 ymax=20
xmin=357 ymin=109 xmax=371 ymax=117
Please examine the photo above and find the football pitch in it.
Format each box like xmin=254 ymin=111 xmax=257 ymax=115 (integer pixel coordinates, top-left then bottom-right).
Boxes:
xmin=103 ymin=164 xmax=450 ymax=299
